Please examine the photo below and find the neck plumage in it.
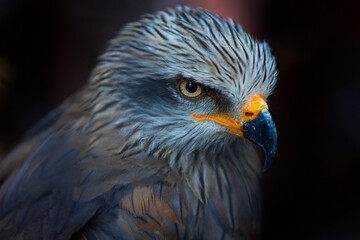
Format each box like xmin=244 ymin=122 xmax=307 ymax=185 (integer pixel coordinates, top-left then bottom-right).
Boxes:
xmin=176 ymin=139 xmax=263 ymax=203
xmin=167 ymin=139 xmax=263 ymax=239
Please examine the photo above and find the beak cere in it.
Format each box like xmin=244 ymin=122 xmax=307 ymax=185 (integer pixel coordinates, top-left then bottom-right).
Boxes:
xmin=240 ymin=94 xmax=278 ymax=171
xmin=191 ymin=94 xmax=278 ymax=171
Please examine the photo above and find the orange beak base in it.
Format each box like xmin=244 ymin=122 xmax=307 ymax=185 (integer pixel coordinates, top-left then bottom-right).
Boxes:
xmin=191 ymin=94 xmax=277 ymax=170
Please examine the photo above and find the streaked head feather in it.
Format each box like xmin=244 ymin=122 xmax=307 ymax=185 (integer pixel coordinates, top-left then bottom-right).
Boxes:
xmin=85 ymin=6 xmax=277 ymax=171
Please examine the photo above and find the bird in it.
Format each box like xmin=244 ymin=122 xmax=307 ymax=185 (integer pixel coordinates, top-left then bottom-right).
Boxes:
xmin=0 ymin=6 xmax=277 ymax=240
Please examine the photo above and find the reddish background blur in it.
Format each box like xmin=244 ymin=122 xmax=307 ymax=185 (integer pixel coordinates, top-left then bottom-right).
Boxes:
xmin=1 ymin=0 xmax=360 ymax=239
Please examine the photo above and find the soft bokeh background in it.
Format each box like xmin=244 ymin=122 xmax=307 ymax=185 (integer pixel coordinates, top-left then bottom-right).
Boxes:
xmin=1 ymin=0 xmax=359 ymax=239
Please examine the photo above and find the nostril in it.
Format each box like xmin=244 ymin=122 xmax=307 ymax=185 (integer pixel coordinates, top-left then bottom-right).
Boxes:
xmin=245 ymin=112 xmax=254 ymax=117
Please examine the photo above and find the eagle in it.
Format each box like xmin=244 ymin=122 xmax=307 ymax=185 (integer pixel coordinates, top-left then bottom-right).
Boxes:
xmin=0 ymin=6 xmax=277 ymax=240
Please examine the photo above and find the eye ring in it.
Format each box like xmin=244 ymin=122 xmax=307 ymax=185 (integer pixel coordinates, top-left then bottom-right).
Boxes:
xmin=177 ymin=79 xmax=206 ymax=100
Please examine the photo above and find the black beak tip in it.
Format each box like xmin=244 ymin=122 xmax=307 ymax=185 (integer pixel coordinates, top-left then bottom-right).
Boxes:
xmin=242 ymin=110 xmax=278 ymax=172
xmin=262 ymin=140 xmax=278 ymax=172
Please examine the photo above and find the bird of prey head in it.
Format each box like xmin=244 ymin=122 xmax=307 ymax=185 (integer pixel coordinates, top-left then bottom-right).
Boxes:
xmin=0 ymin=6 xmax=278 ymax=239
xmin=89 ymin=6 xmax=277 ymax=171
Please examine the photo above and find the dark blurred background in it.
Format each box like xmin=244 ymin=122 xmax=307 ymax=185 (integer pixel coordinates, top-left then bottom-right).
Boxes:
xmin=0 ymin=0 xmax=359 ymax=239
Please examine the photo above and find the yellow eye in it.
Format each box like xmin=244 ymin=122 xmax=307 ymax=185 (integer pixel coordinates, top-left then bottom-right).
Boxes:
xmin=177 ymin=80 xmax=205 ymax=100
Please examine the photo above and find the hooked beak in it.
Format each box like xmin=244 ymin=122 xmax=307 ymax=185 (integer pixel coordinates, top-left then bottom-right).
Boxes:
xmin=192 ymin=94 xmax=278 ymax=171
xmin=242 ymin=109 xmax=277 ymax=171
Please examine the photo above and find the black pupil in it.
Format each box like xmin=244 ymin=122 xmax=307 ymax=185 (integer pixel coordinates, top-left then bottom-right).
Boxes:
xmin=185 ymin=81 xmax=198 ymax=93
